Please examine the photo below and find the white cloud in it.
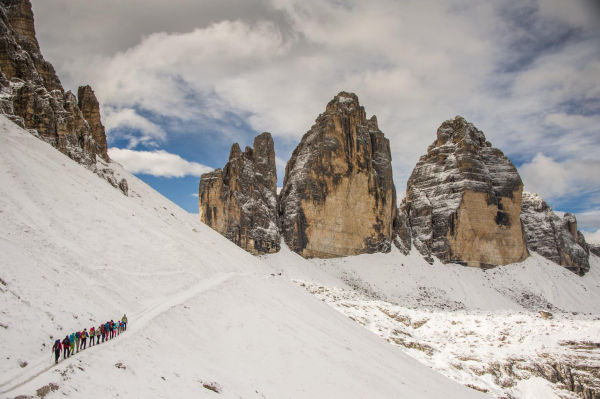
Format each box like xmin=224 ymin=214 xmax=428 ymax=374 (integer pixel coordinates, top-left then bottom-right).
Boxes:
xmin=275 ymin=156 xmax=287 ymax=171
xmin=536 ymin=0 xmax=600 ymax=30
xmin=519 ymin=153 xmax=600 ymax=200
xmin=32 ymin=0 xmax=600 ymax=223
xmin=103 ymin=108 xmax=166 ymax=147
xmin=544 ymin=112 xmax=600 ymax=131
xmin=583 ymin=229 xmax=600 ymax=244
xmin=576 ymin=210 xmax=600 ymax=236
xmin=108 ymin=148 xmax=213 ymax=178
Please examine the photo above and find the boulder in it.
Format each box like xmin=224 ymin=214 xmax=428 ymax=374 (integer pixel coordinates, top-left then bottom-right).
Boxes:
xmin=405 ymin=116 xmax=528 ymax=267
xmin=521 ymin=192 xmax=590 ymax=275
xmin=279 ymin=92 xmax=397 ymax=258
xmin=199 ymin=133 xmax=279 ymax=254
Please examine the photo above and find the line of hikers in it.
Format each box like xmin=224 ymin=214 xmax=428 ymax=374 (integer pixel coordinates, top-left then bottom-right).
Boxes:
xmin=51 ymin=315 xmax=128 ymax=364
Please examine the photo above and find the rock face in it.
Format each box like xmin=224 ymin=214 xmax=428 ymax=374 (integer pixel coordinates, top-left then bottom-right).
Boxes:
xmin=0 ymin=0 xmax=123 ymax=191
xmin=199 ymin=133 xmax=279 ymax=255
xmin=405 ymin=116 xmax=528 ymax=267
xmin=78 ymin=85 xmax=109 ymax=161
xmin=393 ymin=199 xmax=412 ymax=255
xmin=521 ymin=192 xmax=590 ymax=275
xmin=279 ymin=92 xmax=397 ymax=258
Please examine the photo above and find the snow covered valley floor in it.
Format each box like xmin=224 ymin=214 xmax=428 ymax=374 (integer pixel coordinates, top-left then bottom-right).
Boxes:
xmin=1 ymin=114 xmax=599 ymax=399
xmin=297 ymin=280 xmax=600 ymax=398
xmin=262 ymin=246 xmax=600 ymax=399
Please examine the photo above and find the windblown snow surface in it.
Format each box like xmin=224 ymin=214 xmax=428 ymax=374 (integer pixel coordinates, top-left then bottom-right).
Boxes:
xmin=0 ymin=114 xmax=598 ymax=399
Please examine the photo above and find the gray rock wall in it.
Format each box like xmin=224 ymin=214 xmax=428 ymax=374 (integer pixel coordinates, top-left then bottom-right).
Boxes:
xmin=405 ymin=116 xmax=528 ymax=267
xmin=199 ymin=133 xmax=280 ymax=255
xmin=521 ymin=192 xmax=590 ymax=275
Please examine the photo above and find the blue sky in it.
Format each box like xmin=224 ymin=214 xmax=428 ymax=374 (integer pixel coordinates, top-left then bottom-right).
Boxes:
xmin=32 ymin=0 xmax=600 ymax=239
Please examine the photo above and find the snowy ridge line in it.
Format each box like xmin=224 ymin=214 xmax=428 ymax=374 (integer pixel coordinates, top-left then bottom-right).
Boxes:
xmin=0 ymin=272 xmax=244 ymax=395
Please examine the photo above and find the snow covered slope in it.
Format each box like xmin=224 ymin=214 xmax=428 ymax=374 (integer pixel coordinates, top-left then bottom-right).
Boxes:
xmin=261 ymin=241 xmax=600 ymax=398
xmin=264 ymin=245 xmax=600 ymax=313
xmin=0 ymin=115 xmax=487 ymax=398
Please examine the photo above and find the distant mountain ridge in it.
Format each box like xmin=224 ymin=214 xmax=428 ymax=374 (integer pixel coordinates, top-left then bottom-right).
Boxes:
xmin=200 ymin=95 xmax=592 ymax=275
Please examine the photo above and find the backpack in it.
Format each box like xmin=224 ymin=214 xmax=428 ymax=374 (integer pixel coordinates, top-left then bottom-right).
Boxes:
xmin=54 ymin=339 xmax=60 ymax=350
xmin=76 ymin=331 xmax=81 ymax=339
xmin=90 ymin=328 xmax=95 ymax=336
xmin=63 ymin=337 xmax=70 ymax=346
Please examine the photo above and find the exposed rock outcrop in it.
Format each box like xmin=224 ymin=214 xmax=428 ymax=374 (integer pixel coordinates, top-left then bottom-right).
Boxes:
xmin=0 ymin=0 xmax=125 ymax=192
xmin=78 ymin=85 xmax=108 ymax=161
xmin=521 ymin=192 xmax=590 ymax=275
xmin=199 ymin=133 xmax=279 ymax=254
xmin=0 ymin=0 xmax=61 ymax=92
xmin=279 ymin=92 xmax=397 ymax=258
xmin=393 ymin=199 xmax=412 ymax=255
xmin=405 ymin=116 xmax=528 ymax=267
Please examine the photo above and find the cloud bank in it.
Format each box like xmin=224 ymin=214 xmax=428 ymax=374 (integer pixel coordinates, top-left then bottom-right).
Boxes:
xmin=108 ymin=148 xmax=212 ymax=178
xmin=32 ymin=0 xmax=600 ymax=224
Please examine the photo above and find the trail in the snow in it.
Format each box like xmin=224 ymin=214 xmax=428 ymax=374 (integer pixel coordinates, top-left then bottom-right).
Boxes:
xmin=0 ymin=272 xmax=243 ymax=396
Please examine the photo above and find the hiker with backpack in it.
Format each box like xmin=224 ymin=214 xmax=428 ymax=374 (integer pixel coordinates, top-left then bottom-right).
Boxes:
xmin=122 ymin=314 xmax=127 ymax=331
xmin=104 ymin=321 xmax=110 ymax=340
xmin=80 ymin=328 xmax=88 ymax=350
xmin=100 ymin=323 xmax=106 ymax=343
xmin=75 ymin=331 xmax=81 ymax=352
xmin=69 ymin=332 xmax=75 ymax=355
xmin=52 ymin=339 xmax=62 ymax=364
xmin=97 ymin=325 xmax=102 ymax=344
xmin=62 ymin=335 xmax=71 ymax=359
xmin=89 ymin=327 xmax=95 ymax=347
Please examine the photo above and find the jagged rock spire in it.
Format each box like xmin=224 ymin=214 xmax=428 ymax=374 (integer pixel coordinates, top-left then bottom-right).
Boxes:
xmin=199 ymin=132 xmax=279 ymax=255
xmin=279 ymin=91 xmax=397 ymax=258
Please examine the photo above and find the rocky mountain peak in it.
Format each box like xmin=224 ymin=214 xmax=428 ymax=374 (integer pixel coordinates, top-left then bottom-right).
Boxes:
xmin=253 ymin=131 xmax=277 ymax=189
xmin=406 ymin=116 xmax=528 ymax=266
xmin=228 ymin=142 xmax=242 ymax=160
xmin=2 ymin=0 xmax=37 ymax=48
xmin=199 ymin=132 xmax=279 ymax=255
xmin=77 ymin=85 xmax=109 ymax=161
xmin=434 ymin=116 xmax=487 ymax=148
xmin=279 ymin=91 xmax=397 ymax=258
xmin=326 ymin=91 xmax=361 ymax=110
